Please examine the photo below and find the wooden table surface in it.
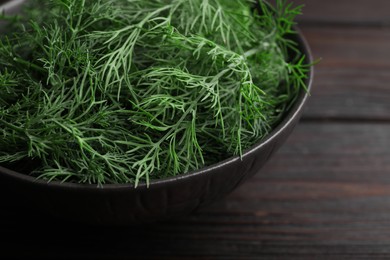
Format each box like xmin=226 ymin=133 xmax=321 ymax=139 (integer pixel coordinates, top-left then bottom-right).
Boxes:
xmin=2 ymin=0 xmax=390 ymax=259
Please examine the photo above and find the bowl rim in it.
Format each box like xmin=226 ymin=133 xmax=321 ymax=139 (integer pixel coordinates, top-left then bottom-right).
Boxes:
xmin=0 ymin=1 xmax=314 ymax=191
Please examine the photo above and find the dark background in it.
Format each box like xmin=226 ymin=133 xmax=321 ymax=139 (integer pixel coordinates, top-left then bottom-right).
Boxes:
xmin=1 ymin=0 xmax=390 ymax=259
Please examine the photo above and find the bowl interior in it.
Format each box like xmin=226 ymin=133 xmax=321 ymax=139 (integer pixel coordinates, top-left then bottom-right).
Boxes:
xmin=0 ymin=0 xmax=313 ymax=225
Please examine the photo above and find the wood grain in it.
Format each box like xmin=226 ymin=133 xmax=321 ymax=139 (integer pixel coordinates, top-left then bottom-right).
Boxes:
xmin=2 ymin=123 xmax=390 ymax=259
xmin=272 ymin=0 xmax=390 ymax=25
xmin=1 ymin=0 xmax=390 ymax=259
xmin=300 ymin=25 xmax=390 ymax=120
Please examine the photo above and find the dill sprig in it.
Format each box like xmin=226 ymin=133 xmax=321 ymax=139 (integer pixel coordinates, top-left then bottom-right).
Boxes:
xmin=0 ymin=0 xmax=309 ymax=186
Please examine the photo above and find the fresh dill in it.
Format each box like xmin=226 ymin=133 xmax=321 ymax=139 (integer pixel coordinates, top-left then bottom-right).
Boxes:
xmin=0 ymin=0 xmax=310 ymax=186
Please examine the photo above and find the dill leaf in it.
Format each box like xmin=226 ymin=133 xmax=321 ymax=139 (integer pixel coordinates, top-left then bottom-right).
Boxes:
xmin=0 ymin=0 xmax=310 ymax=186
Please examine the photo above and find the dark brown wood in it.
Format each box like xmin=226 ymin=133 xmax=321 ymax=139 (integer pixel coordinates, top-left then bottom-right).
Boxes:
xmin=269 ymin=0 xmax=390 ymax=25
xmin=300 ymin=25 xmax=390 ymax=120
xmin=2 ymin=123 xmax=390 ymax=259
xmin=297 ymin=0 xmax=390 ymax=25
xmin=2 ymin=0 xmax=390 ymax=259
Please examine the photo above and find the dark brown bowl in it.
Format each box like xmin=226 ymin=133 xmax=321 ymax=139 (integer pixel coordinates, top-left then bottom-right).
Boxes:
xmin=0 ymin=0 xmax=313 ymax=226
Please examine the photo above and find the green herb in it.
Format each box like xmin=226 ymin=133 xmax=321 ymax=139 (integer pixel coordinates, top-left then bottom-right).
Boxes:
xmin=0 ymin=0 xmax=310 ymax=186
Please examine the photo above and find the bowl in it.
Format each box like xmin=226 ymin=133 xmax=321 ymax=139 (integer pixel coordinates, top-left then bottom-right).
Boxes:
xmin=0 ymin=0 xmax=313 ymax=226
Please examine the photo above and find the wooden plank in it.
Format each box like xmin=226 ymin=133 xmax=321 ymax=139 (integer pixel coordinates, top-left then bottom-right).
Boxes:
xmin=0 ymin=1 xmax=388 ymax=259
xmin=269 ymin=0 xmax=390 ymax=25
xmin=300 ymin=26 xmax=390 ymax=120
xmin=1 ymin=122 xmax=390 ymax=258
xmin=301 ymin=26 xmax=390 ymax=67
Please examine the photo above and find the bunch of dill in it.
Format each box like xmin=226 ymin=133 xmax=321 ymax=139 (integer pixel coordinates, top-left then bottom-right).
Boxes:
xmin=0 ymin=0 xmax=309 ymax=186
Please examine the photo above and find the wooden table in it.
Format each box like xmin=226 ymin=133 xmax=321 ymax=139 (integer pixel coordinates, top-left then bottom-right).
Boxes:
xmin=1 ymin=0 xmax=390 ymax=259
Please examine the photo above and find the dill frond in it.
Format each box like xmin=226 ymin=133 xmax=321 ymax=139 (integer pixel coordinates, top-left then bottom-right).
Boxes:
xmin=0 ymin=0 xmax=310 ymax=186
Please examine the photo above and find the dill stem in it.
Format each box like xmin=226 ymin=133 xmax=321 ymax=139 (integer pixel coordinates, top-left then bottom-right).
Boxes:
xmin=0 ymin=118 xmax=25 ymax=133
xmin=13 ymin=57 xmax=46 ymax=73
